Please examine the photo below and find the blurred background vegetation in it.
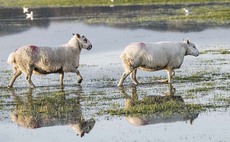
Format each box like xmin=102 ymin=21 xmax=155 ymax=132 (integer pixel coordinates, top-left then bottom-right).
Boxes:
xmin=0 ymin=0 xmax=230 ymax=7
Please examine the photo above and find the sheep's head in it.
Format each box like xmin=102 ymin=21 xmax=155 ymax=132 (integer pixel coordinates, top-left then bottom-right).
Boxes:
xmin=71 ymin=118 xmax=95 ymax=137
xmin=184 ymin=38 xmax=199 ymax=57
xmin=74 ymin=33 xmax=92 ymax=50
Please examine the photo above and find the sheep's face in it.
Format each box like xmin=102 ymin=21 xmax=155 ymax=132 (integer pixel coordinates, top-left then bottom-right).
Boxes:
xmin=75 ymin=34 xmax=92 ymax=50
xmin=71 ymin=118 xmax=95 ymax=137
xmin=184 ymin=39 xmax=199 ymax=57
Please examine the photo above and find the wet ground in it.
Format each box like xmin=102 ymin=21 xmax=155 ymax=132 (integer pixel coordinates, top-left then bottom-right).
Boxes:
xmin=0 ymin=6 xmax=230 ymax=142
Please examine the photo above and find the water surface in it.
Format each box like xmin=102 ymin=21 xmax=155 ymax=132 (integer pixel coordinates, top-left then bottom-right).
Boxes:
xmin=0 ymin=6 xmax=230 ymax=142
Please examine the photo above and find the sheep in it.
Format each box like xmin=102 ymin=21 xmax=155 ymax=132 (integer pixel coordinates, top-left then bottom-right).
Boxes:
xmin=117 ymin=39 xmax=199 ymax=86
xmin=7 ymin=33 xmax=92 ymax=88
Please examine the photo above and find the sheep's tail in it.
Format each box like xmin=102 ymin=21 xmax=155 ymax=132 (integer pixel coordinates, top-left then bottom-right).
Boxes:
xmin=120 ymin=52 xmax=135 ymax=68
xmin=120 ymin=51 xmax=126 ymax=60
xmin=7 ymin=52 xmax=16 ymax=64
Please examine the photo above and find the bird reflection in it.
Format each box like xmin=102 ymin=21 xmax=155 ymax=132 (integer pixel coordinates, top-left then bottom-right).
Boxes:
xmin=23 ymin=7 xmax=29 ymax=13
xmin=120 ymin=84 xmax=199 ymax=126
xmin=9 ymin=87 xmax=95 ymax=137
xmin=26 ymin=11 xmax=33 ymax=21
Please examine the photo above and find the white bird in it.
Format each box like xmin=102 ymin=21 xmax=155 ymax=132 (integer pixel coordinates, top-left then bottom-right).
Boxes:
xmin=26 ymin=11 xmax=33 ymax=21
xmin=23 ymin=7 xmax=28 ymax=13
xmin=183 ymin=8 xmax=190 ymax=16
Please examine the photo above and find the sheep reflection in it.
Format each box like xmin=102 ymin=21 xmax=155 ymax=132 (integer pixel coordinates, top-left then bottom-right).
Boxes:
xmin=10 ymin=87 xmax=95 ymax=137
xmin=121 ymin=84 xmax=199 ymax=126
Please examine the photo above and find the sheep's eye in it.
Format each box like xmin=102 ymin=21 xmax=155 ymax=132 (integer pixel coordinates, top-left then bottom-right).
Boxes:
xmin=82 ymin=37 xmax=87 ymax=43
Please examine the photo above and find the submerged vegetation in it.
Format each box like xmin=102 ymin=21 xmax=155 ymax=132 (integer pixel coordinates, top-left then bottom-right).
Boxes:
xmin=200 ymin=48 xmax=230 ymax=54
xmin=106 ymin=95 xmax=203 ymax=116
xmin=0 ymin=0 xmax=230 ymax=126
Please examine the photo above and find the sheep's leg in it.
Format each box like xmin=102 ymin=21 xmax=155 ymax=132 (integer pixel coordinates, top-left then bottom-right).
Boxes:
xmin=130 ymin=69 xmax=139 ymax=85
xmin=24 ymin=66 xmax=35 ymax=88
xmin=161 ymin=69 xmax=175 ymax=83
xmin=167 ymin=69 xmax=173 ymax=84
xmin=171 ymin=70 xmax=175 ymax=78
xmin=76 ymin=70 xmax=83 ymax=83
xmin=8 ymin=69 xmax=22 ymax=88
xmin=71 ymin=68 xmax=83 ymax=84
xmin=25 ymin=73 xmax=35 ymax=88
xmin=118 ymin=57 xmax=135 ymax=87
xmin=60 ymin=72 xmax=64 ymax=86
xmin=118 ymin=70 xmax=132 ymax=87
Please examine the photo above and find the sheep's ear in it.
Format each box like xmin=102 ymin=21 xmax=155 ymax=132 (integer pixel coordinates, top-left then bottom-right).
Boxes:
xmin=76 ymin=33 xmax=81 ymax=38
xmin=80 ymin=132 xmax=85 ymax=137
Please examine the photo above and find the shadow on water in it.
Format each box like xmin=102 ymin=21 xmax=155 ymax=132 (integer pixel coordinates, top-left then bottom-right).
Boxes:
xmin=1 ymin=3 xmax=230 ymax=36
xmin=120 ymin=84 xmax=199 ymax=126
xmin=9 ymin=87 xmax=95 ymax=137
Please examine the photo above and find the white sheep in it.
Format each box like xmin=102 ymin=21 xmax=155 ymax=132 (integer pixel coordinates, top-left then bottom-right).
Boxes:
xmin=7 ymin=33 xmax=92 ymax=88
xmin=117 ymin=39 xmax=199 ymax=86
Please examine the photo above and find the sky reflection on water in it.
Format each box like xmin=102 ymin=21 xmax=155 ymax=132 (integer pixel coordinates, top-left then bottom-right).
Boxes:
xmin=1 ymin=110 xmax=230 ymax=142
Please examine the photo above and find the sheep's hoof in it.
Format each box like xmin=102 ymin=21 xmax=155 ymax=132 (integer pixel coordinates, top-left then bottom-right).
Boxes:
xmin=117 ymin=84 xmax=123 ymax=87
xmin=78 ymin=79 xmax=83 ymax=84
xmin=157 ymin=79 xmax=168 ymax=83
xmin=133 ymin=81 xmax=139 ymax=85
xmin=7 ymin=85 xmax=13 ymax=88
xmin=30 ymin=85 xmax=36 ymax=88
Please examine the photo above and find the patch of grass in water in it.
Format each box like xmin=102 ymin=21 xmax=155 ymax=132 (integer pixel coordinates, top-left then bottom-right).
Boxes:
xmin=175 ymin=71 xmax=212 ymax=83
xmin=200 ymin=48 xmax=230 ymax=55
xmin=105 ymin=95 xmax=230 ymax=117
xmin=214 ymin=96 xmax=230 ymax=105
xmin=220 ymin=49 xmax=230 ymax=54
xmin=201 ymin=103 xmax=230 ymax=110
xmin=91 ymin=76 xmax=116 ymax=82
xmin=106 ymin=96 xmax=203 ymax=117
xmin=12 ymin=90 xmax=83 ymax=118
xmin=187 ymin=86 xmax=214 ymax=93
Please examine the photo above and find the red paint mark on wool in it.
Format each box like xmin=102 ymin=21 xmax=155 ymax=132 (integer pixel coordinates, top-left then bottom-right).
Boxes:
xmin=29 ymin=45 xmax=38 ymax=53
xmin=139 ymin=42 xmax=145 ymax=47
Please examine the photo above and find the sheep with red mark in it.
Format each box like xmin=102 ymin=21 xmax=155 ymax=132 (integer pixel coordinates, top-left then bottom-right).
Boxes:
xmin=7 ymin=33 xmax=92 ymax=88
xmin=117 ymin=39 xmax=199 ymax=86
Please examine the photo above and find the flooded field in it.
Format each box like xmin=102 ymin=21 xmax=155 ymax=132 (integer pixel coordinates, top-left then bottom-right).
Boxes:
xmin=0 ymin=5 xmax=230 ymax=142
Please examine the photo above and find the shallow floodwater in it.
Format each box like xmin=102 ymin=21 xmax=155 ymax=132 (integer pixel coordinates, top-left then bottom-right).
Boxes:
xmin=0 ymin=6 xmax=230 ymax=142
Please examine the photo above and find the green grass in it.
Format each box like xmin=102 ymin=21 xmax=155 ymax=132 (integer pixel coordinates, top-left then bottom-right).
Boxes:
xmin=1 ymin=0 xmax=229 ymax=32
xmin=106 ymin=95 xmax=203 ymax=116
xmin=83 ymin=3 xmax=230 ymax=31
xmin=200 ymin=48 xmax=230 ymax=54
xmin=0 ymin=0 xmax=230 ymax=7
xmin=105 ymin=94 xmax=230 ymax=117
xmin=220 ymin=49 xmax=230 ymax=54
xmin=215 ymin=97 xmax=230 ymax=105
xmin=175 ymin=71 xmax=213 ymax=83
